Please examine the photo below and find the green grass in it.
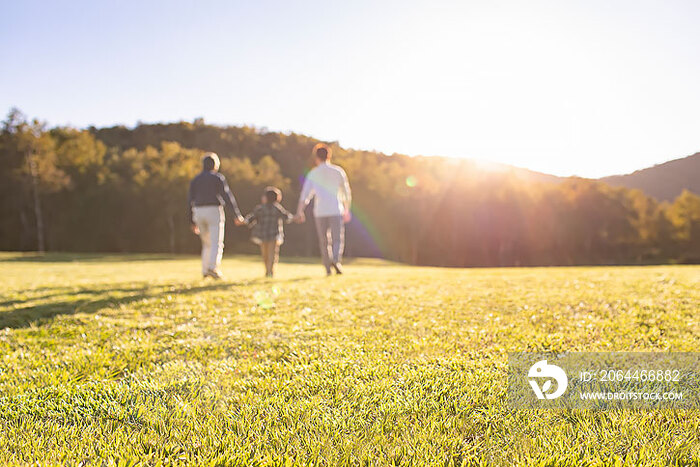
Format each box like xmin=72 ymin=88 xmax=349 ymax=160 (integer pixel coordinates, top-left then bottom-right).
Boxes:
xmin=0 ymin=252 xmax=698 ymax=466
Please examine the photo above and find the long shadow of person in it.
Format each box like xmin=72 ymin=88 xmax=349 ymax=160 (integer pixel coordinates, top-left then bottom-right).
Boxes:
xmin=0 ymin=275 xmax=316 ymax=330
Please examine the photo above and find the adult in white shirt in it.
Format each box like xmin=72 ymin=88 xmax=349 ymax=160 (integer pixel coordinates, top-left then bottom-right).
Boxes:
xmin=295 ymin=143 xmax=352 ymax=275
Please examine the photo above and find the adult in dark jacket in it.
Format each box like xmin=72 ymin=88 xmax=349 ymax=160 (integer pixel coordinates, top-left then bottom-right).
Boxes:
xmin=187 ymin=152 xmax=244 ymax=279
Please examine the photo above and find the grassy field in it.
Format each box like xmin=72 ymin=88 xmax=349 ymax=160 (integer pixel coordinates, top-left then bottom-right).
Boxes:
xmin=0 ymin=253 xmax=698 ymax=466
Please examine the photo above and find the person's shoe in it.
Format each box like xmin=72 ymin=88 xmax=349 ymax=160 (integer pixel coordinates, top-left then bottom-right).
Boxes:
xmin=332 ymin=263 xmax=343 ymax=275
xmin=325 ymin=268 xmax=332 ymax=277
xmin=206 ymin=269 xmax=223 ymax=280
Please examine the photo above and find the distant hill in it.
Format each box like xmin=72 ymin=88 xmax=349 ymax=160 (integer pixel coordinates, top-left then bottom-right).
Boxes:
xmin=491 ymin=164 xmax=564 ymax=185
xmin=440 ymin=156 xmax=566 ymax=183
xmin=600 ymin=152 xmax=700 ymax=201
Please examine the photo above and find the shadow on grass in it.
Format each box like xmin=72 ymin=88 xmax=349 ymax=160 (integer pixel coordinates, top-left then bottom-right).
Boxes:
xmin=0 ymin=286 xmax=144 ymax=308
xmin=0 ymin=275 xmax=315 ymax=330
xmin=0 ymin=252 xmax=390 ymax=266
xmin=0 ymin=252 xmax=186 ymax=263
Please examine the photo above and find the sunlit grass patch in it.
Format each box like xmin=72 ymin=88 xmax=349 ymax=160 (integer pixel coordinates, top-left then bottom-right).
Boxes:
xmin=0 ymin=254 xmax=698 ymax=465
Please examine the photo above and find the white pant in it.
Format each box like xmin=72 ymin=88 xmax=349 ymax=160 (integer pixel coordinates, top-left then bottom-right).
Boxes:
xmin=193 ymin=206 xmax=225 ymax=275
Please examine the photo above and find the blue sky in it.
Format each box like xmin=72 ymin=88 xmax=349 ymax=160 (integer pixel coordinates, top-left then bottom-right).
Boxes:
xmin=2 ymin=0 xmax=699 ymax=177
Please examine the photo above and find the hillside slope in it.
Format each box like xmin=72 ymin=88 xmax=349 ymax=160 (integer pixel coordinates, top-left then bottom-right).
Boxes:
xmin=600 ymin=152 xmax=700 ymax=201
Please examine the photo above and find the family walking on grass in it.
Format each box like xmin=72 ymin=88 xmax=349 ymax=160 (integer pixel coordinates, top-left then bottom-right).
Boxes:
xmin=187 ymin=143 xmax=352 ymax=279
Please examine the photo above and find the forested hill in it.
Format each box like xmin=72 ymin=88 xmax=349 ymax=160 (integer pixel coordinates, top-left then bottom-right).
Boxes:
xmin=92 ymin=122 xmax=317 ymax=186
xmin=600 ymin=152 xmax=700 ymax=202
xmin=2 ymin=111 xmax=700 ymax=266
xmin=91 ymin=122 xmax=562 ymax=187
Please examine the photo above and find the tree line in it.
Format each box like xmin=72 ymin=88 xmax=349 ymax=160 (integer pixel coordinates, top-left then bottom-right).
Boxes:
xmin=1 ymin=108 xmax=699 ymax=266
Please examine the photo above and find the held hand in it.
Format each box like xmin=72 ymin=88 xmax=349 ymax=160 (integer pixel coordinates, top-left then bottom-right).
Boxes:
xmin=234 ymin=216 xmax=245 ymax=226
xmin=296 ymin=213 xmax=306 ymax=223
xmin=190 ymin=223 xmax=200 ymax=235
xmin=343 ymin=209 xmax=352 ymax=223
